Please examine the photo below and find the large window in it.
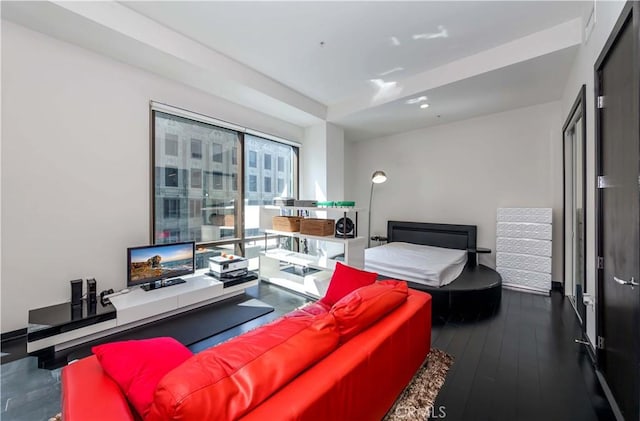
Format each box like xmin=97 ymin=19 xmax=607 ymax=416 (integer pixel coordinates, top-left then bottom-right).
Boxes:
xmin=152 ymin=104 xmax=298 ymax=263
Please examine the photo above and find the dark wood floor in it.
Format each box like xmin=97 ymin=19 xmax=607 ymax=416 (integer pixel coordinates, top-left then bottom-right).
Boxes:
xmin=431 ymin=288 xmax=614 ymax=421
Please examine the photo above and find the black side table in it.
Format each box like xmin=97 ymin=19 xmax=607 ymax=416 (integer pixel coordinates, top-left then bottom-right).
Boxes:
xmin=467 ymin=247 xmax=492 ymax=267
xmin=370 ymin=236 xmax=388 ymax=246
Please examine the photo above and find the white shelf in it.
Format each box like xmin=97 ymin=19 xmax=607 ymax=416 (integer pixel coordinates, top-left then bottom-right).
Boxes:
xmin=264 ymin=229 xmax=365 ymax=244
xmin=258 ymin=256 xmax=332 ymax=298
xmin=262 ymin=249 xmax=338 ymax=271
xmin=263 ymin=205 xmax=365 ymax=212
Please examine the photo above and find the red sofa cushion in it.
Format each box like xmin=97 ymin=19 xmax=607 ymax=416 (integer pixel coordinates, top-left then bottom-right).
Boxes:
xmin=62 ymin=355 xmax=137 ymax=421
xmin=331 ymin=280 xmax=409 ymax=341
xmin=320 ymin=262 xmax=377 ymax=306
xmin=146 ymin=312 xmax=340 ymax=421
xmin=92 ymin=337 xmax=192 ymax=418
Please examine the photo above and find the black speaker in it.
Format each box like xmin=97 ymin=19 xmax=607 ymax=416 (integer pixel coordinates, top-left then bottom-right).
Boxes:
xmin=70 ymin=279 xmax=83 ymax=306
xmin=335 ymin=217 xmax=355 ymax=238
xmin=86 ymin=278 xmax=97 ymax=304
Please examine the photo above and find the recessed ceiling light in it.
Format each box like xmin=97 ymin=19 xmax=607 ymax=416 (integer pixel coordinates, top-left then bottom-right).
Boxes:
xmin=379 ymin=67 xmax=404 ymax=77
xmin=413 ymin=25 xmax=449 ymax=40
xmin=406 ymin=96 xmax=428 ymax=105
xmin=420 ymin=103 xmax=430 ymax=109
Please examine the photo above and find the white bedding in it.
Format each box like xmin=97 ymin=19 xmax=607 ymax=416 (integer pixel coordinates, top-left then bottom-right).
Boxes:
xmin=365 ymin=242 xmax=467 ymax=287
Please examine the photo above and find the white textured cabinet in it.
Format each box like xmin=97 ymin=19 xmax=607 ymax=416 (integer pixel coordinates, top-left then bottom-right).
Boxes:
xmin=496 ymin=208 xmax=552 ymax=294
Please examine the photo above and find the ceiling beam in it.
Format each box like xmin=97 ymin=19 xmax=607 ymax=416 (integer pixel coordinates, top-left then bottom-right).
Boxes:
xmin=2 ymin=0 xmax=327 ymax=126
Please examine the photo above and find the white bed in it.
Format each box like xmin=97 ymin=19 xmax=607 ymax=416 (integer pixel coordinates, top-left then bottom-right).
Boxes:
xmin=365 ymin=242 xmax=468 ymax=287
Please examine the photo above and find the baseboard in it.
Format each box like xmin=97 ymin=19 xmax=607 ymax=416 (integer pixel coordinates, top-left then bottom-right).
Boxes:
xmin=1 ymin=328 xmax=27 ymax=344
xmin=595 ymin=370 xmax=625 ymax=421
xmin=551 ymin=281 xmax=563 ymax=291
xmin=502 ymin=283 xmax=550 ymax=296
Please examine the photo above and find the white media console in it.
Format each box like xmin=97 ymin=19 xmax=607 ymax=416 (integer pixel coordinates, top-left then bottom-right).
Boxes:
xmin=27 ymin=270 xmax=258 ymax=354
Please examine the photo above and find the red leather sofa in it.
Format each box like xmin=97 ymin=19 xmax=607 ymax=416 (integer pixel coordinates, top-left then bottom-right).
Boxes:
xmin=62 ymin=284 xmax=432 ymax=421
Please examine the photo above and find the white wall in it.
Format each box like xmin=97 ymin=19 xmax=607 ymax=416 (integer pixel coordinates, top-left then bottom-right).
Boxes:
xmin=0 ymin=21 xmax=304 ymax=333
xmin=345 ymin=101 xmax=563 ymax=279
xmin=559 ymin=1 xmax=625 ymax=347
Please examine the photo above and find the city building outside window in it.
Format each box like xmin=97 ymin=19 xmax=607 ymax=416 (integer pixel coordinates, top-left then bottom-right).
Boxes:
xmin=189 ymin=199 xmax=202 ymax=218
xmin=264 ymin=153 xmax=272 ymax=170
xmin=277 ymin=178 xmax=284 ymax=195
xmin=244 ymin=135 xmax=295 ymax=205
xmin=264 ymin=176 xmax=272 ymax=193
xmin=249 ymin=175 xmax=257 ymax=192
xmin=163 ymin=198 xmax=180 ymax=218
xmin=231 ymin=173 xmax=238 ymax=191
xmin=165 ymin=134 xmax=178 ymax=156
xmin=165 ymin=167 xmax=179 ymax=187
xmin=190 ymin=169 xmax=202 ymax=188
xmin=212 ymin=171 xmax=224 ymax=190
xmin=191 ymin=138 xmax=202 ymax=159
xmin=212 ymin=143 xmax=223 ymax=163
xmin=152 ymin=105 xmax=298 ymax=265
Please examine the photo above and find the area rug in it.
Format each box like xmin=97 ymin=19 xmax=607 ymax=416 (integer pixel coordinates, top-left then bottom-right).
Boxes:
xmin=383 ymin=348 xmax=454 ymax=421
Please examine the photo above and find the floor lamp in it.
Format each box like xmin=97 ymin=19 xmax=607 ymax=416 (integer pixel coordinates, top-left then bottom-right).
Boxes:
xmin=368 ymin=170 xmax=388 ymax=248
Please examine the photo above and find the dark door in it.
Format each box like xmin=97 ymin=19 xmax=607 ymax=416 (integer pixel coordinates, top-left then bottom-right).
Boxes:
xmin=596 ymin=4 xmax=640 ymax=420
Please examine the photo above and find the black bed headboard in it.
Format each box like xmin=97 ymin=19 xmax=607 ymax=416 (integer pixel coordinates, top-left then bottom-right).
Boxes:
xmin=387 ymin=221 xmax=477 ymax=251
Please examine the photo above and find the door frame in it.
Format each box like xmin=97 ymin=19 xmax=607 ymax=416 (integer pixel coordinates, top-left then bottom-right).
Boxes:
xmin=594 ymin=1 xmax=640 ymax=418
xmin=562 ymin=84 xmax=587 ymax=328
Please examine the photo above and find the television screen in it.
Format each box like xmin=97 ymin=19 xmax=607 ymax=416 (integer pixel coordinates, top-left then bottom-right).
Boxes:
xmin=127 ymin=241 xmax=195 ymax=288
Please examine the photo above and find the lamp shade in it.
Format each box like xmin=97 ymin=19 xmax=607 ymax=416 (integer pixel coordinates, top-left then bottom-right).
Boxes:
xmin=371 ymin=170 xmax=387 ymax=184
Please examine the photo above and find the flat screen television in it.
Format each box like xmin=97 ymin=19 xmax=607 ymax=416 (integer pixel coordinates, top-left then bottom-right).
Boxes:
xmin=127 ymin=241 xmax=195 ymax=289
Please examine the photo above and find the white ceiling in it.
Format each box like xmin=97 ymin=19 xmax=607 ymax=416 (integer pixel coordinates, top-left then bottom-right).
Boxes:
xmin=122 ymin=1 xmax=587 ymax=105
xmin=2 ymin=1 xmax=590 ymax=141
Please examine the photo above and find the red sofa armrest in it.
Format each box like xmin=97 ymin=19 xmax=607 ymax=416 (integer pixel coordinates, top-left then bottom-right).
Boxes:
xmin=62 ymin=355 xmax=137 ymax=421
